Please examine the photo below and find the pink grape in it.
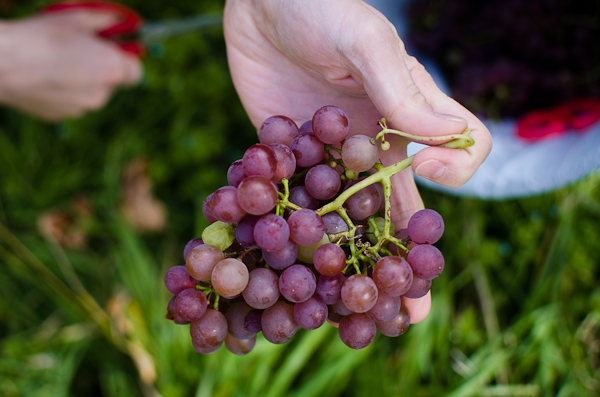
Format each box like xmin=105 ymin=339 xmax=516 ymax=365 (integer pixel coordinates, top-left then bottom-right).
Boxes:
xmin=202 ymin=193 xmax=218 ymax=223
xmin=211 ymin=258 xmax=249 ymax=297
xmin=313 ymin=243 xmax=346 ymax=276
xmin=209 ymin=186 xmax=247 ymax=223
xmin=269 ymin=143 xmax=296 ymax=183
xmin=407 ymin=244 xmax=445 ymax=280
xmin=279 ymin=264 xmax=317 ymax=303
xmin=287 ymin=209 xmax=325 ymax=246
xmin=289 ymin=186 xmax=319 ymax=210
xmin=312 ymin=105 xmax=350 ymax=144
xmin=174 ymin=288 xmax=208 ymax=322
xmin=235 ymin=215 xmax=260 ymax=248
xmin=293 ymin=296 xmax=328 ymax=330
xmin=227 ymin=159 xmax=247 ymax=188
xmin=299 ymin=120 xmax=314 ymax=134
xmin=305 ymin=164 xmax=341 ymax=200
xmin=190 ymin=309 xmax=228 ymax=349
xmin=365 ymin=291 xmax=401 ymax=323
xmin=183 ymin=237 xmax=203 ymax=262
xmin=344 ymin=184 xmax=381 ymax=220
xmin=372 ymin=256 xmax=413 ymax=296
xmin=290 ymin=133 xmax=325 ymax=168
xmin=322 ymin=212 xmax=349 ymax=234
xmin=262 ymin=239 xmax=298 ymax=270
xmin=341 ymin=274 xmax=378 ymax=313
xmin=242 ymin=268 xmax=280 ymax=309
xmin=341 ymin=134 xmax=379 ymax=172
xmin=237 ymin=176 xmax=278 ymax=215
xmin=315 ymin=274 xmax=346 ymax=304
xmin=261 ymin=301 xmax=299 ymax=344
xmin=186 ymin=244 xmax=224 ymax=281
xmin=164 ymin=266 xmax=196 ymax=295
xmin=338 ymin=313 xmax=377 ymax=349
xmin=253 ymin=214 xmax=290 ymax=252
xmin=192 ymin=339 xmax=221 ymax=354
xmin=408 ymin=209 xmax=445 ymax=244
xmin=258 ymin=115 xmax=300 ymax=146
xmin=242 ymin=144 xmax=277 ymax=180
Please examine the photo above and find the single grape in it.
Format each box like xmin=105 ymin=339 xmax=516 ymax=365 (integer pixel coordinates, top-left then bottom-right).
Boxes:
xmin=294 ymin=296 xmax=328 ymax=330
xmin=365 ymin=291 xmax=401 ymax=323
xmin=209 ymin=186 xmax=247 ymax=223
xmin=403 ymin=276 xmax=432 ymax=299
xmin=290 ymin=133 xmax=325 ymax=168
xmin=406 ymin=244 xmax=445 ymax=280
xmin=312 ymin=105 xmax=350 ymax=144
xmin=376 ymin=304 xmax=410 ymax=337
xmin=211 ymin=258 xmax=249 ymax=297
xmin=174 ymin=288 xmax=208 ymax=322
xmin=344 ymin=184 xmax=381 ymax=220
xmin=235 ymin=215 xmax=260 ymax=248
xmin=299 ymin=120 xmax=314 ymax=134
xmin=288 ymin=209 xmax=325 ymax=246
xmin=225 ymin=301 xmax=256 ymax=340
xmin=227 ymin=159 xmax=247 ymax=188
xmin=243 ymin=268 xmax=280 ymax=309
xmin=253 ymin=214 xmax=290 ymax=252
xmin=262 ymin=239 xmax=298 ymax=270
xmin=341 ymin=135 xmax=379 ymax=172
xmin=289 ymin=186 xmax=319 ymax=210
xmin=186 ymin=244 xmax=224 ymax=281
xmin=164 ymin=266 xmax=196 ymax=295
xmin=313 ymin=243 xmax=346 ymax=276
xmin=237 ymin=176 xmax=278 ymax=215
xmin=279 ymin=264 xmax=317 ymax=303
xmin=341 ymin=274 xmax=378 ymax=313
xmin=338 ymin=313 xmax=377 ymax=349
xmin=408 ymin=209 xmax=445 ymax=244
xmin=202 ymin=193 xmax=218 ymax=224
xmin=242 ymin=144 xmax=277 ymax=180
xmin=269 ymin=143 xmax=296 ymax=183
xmin=183 ymin=237 xmax=203 ymax=262
xmin=261 ymin=300 xmax=299 ymax=344
xmin=322 ymin=212 xmax=349 ymax=235
xmin=315 ymin=273 xmax=346 ymax=304
xmin=244 ymin=309 xmax=263 ymax=333
xmin=372 ymin=256 xmax=413 ymax=296
xmin=305 ymin=164 xmax=342 ymax=200
xmin=224 ymin=333 xmax=256 ymax=356
xmin=190 ymin=309 xmax=228 ymax=349
xmin=258 ymin=115 xmax=300 ymax=147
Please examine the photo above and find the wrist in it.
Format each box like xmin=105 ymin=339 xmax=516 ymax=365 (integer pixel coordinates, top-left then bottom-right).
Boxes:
xmin=0 ymin=21 xmax=15 ymax=104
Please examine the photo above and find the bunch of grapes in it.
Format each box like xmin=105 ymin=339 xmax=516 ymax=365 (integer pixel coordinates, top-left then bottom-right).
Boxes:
xmin=164 ymin=106 xmax=446 ymax=354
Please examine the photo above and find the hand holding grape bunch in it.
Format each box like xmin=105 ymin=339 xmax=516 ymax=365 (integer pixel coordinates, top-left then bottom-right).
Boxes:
xmin=165 ymin=105 xmax=471 ymax=353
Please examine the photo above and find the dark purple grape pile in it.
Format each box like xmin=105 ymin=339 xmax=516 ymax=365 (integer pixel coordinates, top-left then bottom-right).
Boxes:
xmin=164 ymin=105 xmax=446 ymax=354
xmin=406 ymin=0 xmax=600 ymax=119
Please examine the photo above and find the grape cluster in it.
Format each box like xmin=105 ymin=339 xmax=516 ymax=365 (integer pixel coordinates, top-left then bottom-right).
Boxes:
xmin=164 ymin=106 xmax=446 ymax=354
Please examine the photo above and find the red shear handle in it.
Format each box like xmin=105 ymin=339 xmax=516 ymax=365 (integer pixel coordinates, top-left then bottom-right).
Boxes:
xmin=41 ymin=1 xmax=144 ymax=57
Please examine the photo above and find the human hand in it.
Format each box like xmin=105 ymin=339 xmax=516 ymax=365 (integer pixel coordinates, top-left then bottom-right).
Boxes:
xmin=224 ymin=0 xmax=492 ymax=323
xmin=0 ymin=10 xmax=142 ymax=121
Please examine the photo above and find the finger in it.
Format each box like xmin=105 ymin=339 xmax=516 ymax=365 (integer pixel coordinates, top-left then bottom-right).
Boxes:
xmin=120 ymin=55 xmax=143 ymax=86
xmin=401 ymin=292 xmax=431 ymax=324
xmin=403 ymin=57 xmax=493 ymax=187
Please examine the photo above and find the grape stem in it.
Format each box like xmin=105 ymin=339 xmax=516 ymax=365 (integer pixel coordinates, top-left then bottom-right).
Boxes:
xmin=375 ymin=118 xmax=475 ymax=149
xmin=276 ymin=178 xmax=302 ymax=216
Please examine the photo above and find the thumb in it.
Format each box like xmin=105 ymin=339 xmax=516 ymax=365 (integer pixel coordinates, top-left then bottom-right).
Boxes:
xmin=48 ymin=9 xmax=122 ymax=33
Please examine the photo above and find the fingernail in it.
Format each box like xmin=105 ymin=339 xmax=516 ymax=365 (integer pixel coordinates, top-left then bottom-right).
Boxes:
xmin=415 ymin=160 xmax=446 ymax=180
xmin=434 ymin=113 xmax=467 ymax=123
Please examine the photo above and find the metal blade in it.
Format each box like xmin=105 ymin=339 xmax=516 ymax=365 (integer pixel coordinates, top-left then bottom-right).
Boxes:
xmin=140 ymin=12 xmax=223 ymax=44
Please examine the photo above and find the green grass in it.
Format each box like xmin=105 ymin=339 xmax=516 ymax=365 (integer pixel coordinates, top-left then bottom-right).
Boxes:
xmin=1 ymin=1 xmax=599 ymax=396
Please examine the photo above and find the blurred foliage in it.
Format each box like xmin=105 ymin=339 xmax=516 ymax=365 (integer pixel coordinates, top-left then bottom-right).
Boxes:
xmin=1 ymin=1 xmax=599 ymax=397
